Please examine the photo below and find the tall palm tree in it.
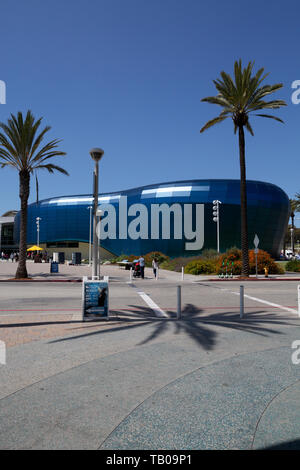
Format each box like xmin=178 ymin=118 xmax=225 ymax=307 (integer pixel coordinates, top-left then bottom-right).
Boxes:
xmin=200 ymin=60 xmax=286 ymax=277
xmin=0 ymin=110 xmax=68 ymax=279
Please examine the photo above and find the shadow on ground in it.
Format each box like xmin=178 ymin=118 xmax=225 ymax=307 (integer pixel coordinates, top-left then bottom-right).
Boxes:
xmin=260 ymin=439 xmax=300 ymax=450
xmin=46 ymin=303 xmax=295 ymax=350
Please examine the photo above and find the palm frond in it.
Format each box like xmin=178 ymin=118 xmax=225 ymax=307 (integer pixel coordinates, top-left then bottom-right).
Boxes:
xmin=35 ymin=163 xmax=69 ymax=175
xmin=200 ymin=60 xmax=286 ymax=134
xmin=200 ymin=115 xmax=228 ymax=133
xmin=245 ymin=120 xmax=254 ymax=136
xmin=0 ymin=110 xmax=67 ymax=176
xmin=255 ymin=114 xmax=284 ymax=123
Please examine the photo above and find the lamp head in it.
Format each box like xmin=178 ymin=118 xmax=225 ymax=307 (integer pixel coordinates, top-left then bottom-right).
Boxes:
xmin=90 ymin=148 xmax=104 ymax=162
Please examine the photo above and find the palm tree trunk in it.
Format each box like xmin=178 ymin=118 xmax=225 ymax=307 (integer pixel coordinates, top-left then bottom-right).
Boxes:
xmin=291 ymin=211 xmax=295 ymax=253
xmin=238 ymin=126 xmax=250 ymax=277
xmin=15 ymin=170 xmax=30 ymax=279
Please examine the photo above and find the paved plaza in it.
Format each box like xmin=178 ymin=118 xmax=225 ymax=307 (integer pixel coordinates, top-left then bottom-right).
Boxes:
xmin=0 ymin=261 xmax=300 ymax=449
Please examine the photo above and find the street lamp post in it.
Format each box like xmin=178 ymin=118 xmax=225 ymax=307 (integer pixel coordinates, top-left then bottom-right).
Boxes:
xmin=87 ymin=206 xmax=93 ymax=266
xmin=212 ymin=200 xmax=221 ymax=253
xmin=90 ymin=148 xmax=104 ymax=278
xmin=96 ymin=209 xmax=103 ymax=278
xmin=36 ymin=217 xmax=42 ymax=247
xmin=291 ymin=227 xmax=294 ymax=253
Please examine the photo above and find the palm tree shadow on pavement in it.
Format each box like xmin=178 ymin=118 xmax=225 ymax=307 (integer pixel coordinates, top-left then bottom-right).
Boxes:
xmin=49 ymin=303 xmax=295 ymax=351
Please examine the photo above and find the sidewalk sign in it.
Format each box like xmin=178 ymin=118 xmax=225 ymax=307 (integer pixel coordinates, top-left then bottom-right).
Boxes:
xmin=82 ymin=276 xmax=109 ymax=321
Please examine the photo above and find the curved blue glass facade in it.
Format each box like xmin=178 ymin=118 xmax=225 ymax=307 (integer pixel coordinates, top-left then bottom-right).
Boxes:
xmin=14 ymin=179 xmax=290 ymax=258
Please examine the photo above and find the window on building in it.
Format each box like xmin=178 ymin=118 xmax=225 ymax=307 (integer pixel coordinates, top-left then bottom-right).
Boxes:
xmin=46 ymin=242 xmax=79 ymax=248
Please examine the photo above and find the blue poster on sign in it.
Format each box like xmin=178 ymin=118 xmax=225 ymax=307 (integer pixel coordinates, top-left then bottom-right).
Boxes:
xmin=82 ymin=279 xmax=109 ymax=320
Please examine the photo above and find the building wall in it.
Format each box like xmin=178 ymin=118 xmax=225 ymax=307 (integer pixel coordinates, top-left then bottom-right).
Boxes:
xmin=38 ymin=242 xmax=113 ymax=261
xmin=14 ymin=179 xmax=290 ymax=259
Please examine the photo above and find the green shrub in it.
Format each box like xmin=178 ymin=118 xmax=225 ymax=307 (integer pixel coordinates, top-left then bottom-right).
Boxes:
xmin=216 ymin=248 xmax=284 ymax=275
xmin=144 ymin=251 xmax=169 ymax=267
xmin=285 ymin=259 xmax=300 ymax=272
xmin=184 ymin=259 xmax=216 ymax=275
xmin=111 ymin=254 xmax=138 ymax=264
xmin=160 ymin=256 xmax=202 ymax=272
xmin=200 ymin=249 xmax=220 ymax=260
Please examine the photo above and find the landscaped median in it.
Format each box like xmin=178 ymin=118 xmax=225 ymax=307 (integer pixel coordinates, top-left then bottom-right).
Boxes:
xmin=110 ymin=248 xmax=286 ymax=276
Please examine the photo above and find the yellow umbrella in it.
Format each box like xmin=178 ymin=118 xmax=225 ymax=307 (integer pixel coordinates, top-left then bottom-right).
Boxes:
xmin=27 ymin=245 xmax=43 ymax=251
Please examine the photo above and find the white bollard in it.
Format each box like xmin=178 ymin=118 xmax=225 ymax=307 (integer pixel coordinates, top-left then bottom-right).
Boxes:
xmin=177 ymin=286 xmax=181 ymax=319
xmin=240 ymin=285 xmax=244 ymax=319
xmin=298 ymin=285 xmax=300 ymax=317
xmin=130 ymin=267 xmax=133 ymax=282
xmin=181 ymin=266 xmax=184 ymax=281
xmin=156 ymin=267 xmax=159 ymax=280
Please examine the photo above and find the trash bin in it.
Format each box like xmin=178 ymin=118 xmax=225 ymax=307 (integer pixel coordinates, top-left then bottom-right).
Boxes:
xmin=50 ymin=261 xmax=59 ymax=273
xmin=72 ymin=252 xmax=82 ymax=265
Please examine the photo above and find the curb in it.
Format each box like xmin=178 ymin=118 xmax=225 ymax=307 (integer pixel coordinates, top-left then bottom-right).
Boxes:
xmin=0 ymin=277 xmax=299 ymax=283
xmin=0 ymin=278 xmax=82 ymax=283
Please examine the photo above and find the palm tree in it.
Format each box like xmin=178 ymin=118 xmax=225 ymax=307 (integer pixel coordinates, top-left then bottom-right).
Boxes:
xmin=290 ymin=198 xmax=300 ymax=253
xmin=0 ymin=110 xmax=68 ymax=279
xmin=200 ymin=60 xmax=286 ymax=277
xmin=294 ymin=193 xmax=300 ymax=212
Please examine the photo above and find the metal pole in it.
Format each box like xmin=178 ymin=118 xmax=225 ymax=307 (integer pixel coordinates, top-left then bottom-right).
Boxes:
xmin=217 ymin=211 xmax=220 ymax=253
xmin=255 ymin=252 xmax=258 ymax=278
xmin=177 ymin=286 xmax=181 ymax=319
xmin=36 ymin=217 xmax=41 ymax=247
xmin=92 ymin=161 xmax=99 ymax=278
xmin=88 ymin=206 xmax=92 ymax=266
xmin=240 ymin=285 xmax=244 ymax=319
xmin=181 ymin=266 xmax=184 ymax=281
xmin=298 ymin=285 xmax=300 ymax=317
xmin=98 ymin=215 xmax=101 ymax=278
xmin=130 ymin=267 xmax=133 ymax=282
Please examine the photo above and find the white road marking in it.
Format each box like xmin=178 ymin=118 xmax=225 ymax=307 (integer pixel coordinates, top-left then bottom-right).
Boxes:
xmin=137 ymin=291 xmax=168 ymax=318
xmin=234 ymin=292 xmax=298 ymax=315
xmin=196 ymin=282 xmax=298 ymax=315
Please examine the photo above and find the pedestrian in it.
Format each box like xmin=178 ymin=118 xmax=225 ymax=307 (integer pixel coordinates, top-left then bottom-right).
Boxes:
xmin=139 ymin=255 xmax=145 ymax=279
xmin=152 ymin=257 xmax=158 ymax=278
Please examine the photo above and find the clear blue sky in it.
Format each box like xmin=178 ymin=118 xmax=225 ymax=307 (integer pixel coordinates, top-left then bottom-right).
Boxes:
xmin=0 ymin=0 xmax=299 ymax=225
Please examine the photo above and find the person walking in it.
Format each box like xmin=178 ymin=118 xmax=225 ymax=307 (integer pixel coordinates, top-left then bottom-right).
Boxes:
xmin=139 ymin=255 xmax=145 ymax=279
xmin=152 ymin=257 xmax=158 ymax=279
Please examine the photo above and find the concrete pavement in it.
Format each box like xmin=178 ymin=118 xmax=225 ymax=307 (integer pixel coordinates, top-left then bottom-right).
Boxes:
xmin=1 ymin=264 xmax=300 ymax=449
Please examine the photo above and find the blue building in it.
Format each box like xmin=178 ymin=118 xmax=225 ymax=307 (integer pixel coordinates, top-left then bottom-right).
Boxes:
xmin=14 ymin=179 xmax=290 ymax=260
